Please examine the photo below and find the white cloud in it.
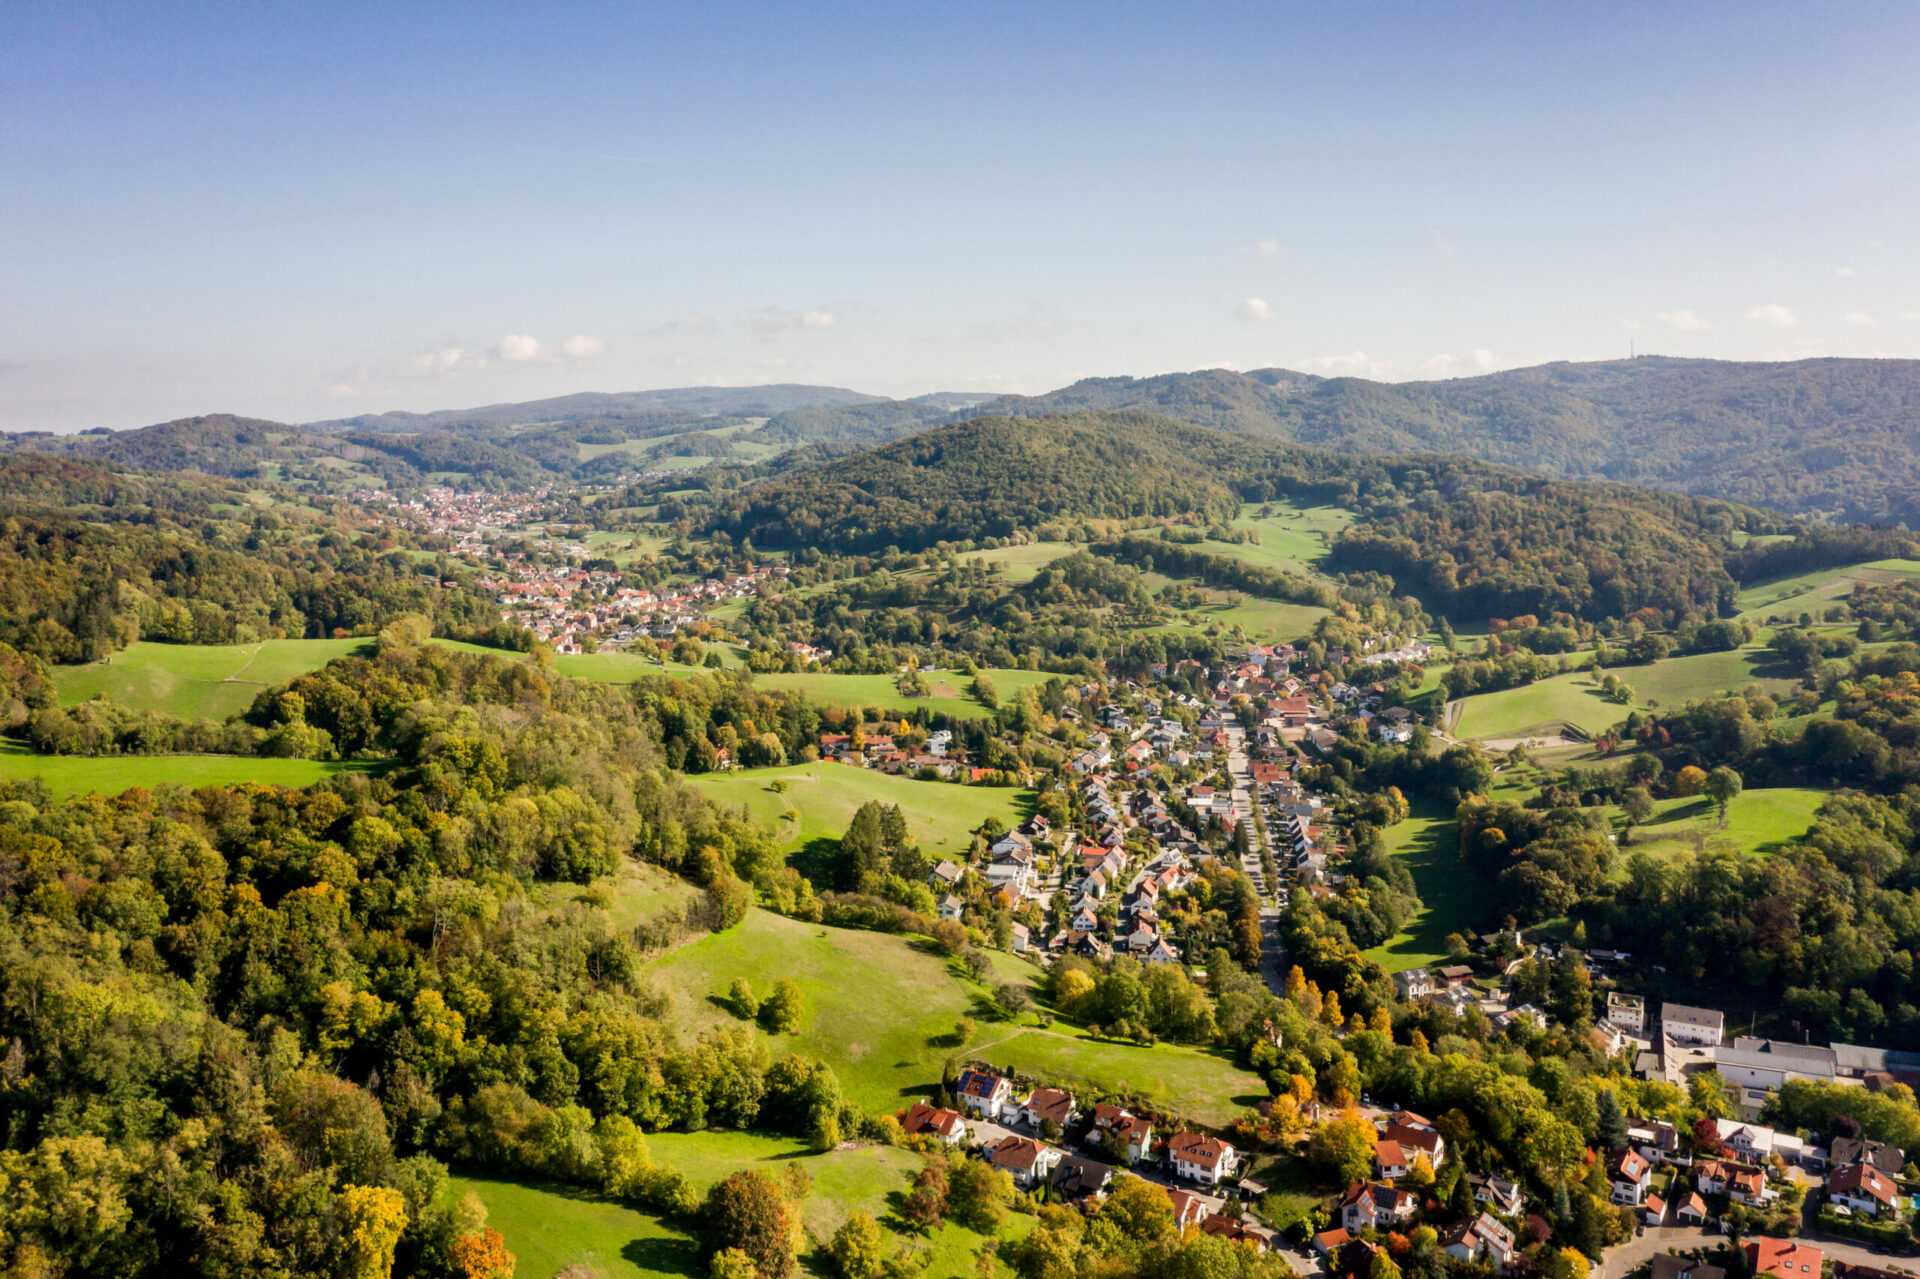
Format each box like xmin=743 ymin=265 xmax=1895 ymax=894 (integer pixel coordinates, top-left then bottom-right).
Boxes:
xmin=1836 ymin=266 xmax=1857 ymax=278
xmin=1432 ymin=229 xmax=1456 ymax=257
xmin=1907 ymin=311 xmax=1920 ymax=321
xmin=1417 ymin=349 xmax=1499 ymax=378
xmin=1255 ymin=238 xmax=1283 ymax=260
xmin=494 ymin=334 xmax=545 ymax=362
xmin=739 ymin=307 xmax=840 ymax=338
xmin=410 ymin=347 xmax=484 ymax=375
xmin=1238 ymin=297 xmax=1276 ymax=323
xmin=1747 ymin=303 xmax=1798 ymax=328
xmin=326 ymin=382 xmax=359 ymax=398
xmin=1300 ymin=351 xmax=1379 ymax=378
xmin=1657 ymin=309 xmax=1714 ymax=332
xmin=1845 ymin=311 xmax=1876 ymax=326
xmin=561 ymin=333 xmax=606 ymax=359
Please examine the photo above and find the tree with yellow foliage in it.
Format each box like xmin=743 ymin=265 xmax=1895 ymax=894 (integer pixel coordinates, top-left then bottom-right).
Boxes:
xmin=452 ymin=1227 xmax=516 ymax=1279
xmin=336 ymin=1184 xmax=408 ymax=1279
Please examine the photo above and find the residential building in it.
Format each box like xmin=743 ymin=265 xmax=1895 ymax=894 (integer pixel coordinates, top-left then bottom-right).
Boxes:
xmin=1167 ymin=1188 xmax=1211 ymax=1230
xmin=1831 ymin=1135 xmax=1906 ymax=1176
xmin=1606 ymin=992 xmax=1647 ymax=1035
xmin=955 ymin=1070 xmax=1013 ymax=1119
xmin=1020 ymin=1087 xmax=1078 ymax=1132
xmin=1609 ymin=1149 xmax=1652 ymax=1205
xmin=1395 ymin=968 xmax=1437 ymax=999
xmin=1470 ymin=1173 xmax=1524 ymax=1216
xmin=1829 ymin=1163 xmax=1901 ymax=1217
xmin=1050 ymin=1155 xmax=1115 ymax=1203
xmin=1090 ymin=1105 xmax=1154 ymax=1164
xmin=1374 ymin=1140 xmax=1410 ymax=1181
xmin=1166 ymin=1131 xmax=1238 ymax=1185
xmin=1662 ymin=1004 xmax=1726 ymax=1046
xmin=989 ymin=1136 xmax=1061 ymax=1189
xmin=900 ymin=1101 xmax=968 ymax=1145
xmin=1440 ymin=1213 xmax=1516 ymax=1267
xmin=1339 ymin=1182 xmax=1417 ymax=1232
xmin=1745 ymin=1239 xmax=1824 ymax=1279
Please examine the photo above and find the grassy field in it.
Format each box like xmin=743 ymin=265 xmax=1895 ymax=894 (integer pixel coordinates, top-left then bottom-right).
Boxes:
xmin=1452 ymin=646 xmax=1798 ymax=741
xmin=529 ymin=858 xmax=699 ymax=931
xmin=1212 ymin=500 xmax=1355 ymax=575
xmin=689 ymin=762 xmax=1031 ymax=861
xmin=1452 ymin=670 xmax=1637 ymax=741
xmin=1144 ymin=581 xmax=1330 ymax=645
xmin=453 ymin=1147 xmax=1029 ymax=1279
xmin=1735 ymin=558 xmax=1920 ymax=622
xmin=650 ymin=909 xmax=1263 ymax=1125
xmin=1361 ymin=803 xmax=1477 ymax=973
xmin=950 ymin=540 xmax=1077 ymax=584
xmin=52 ymin=638 xmax=372 ymax=720
xmin=1614 ymin=786 xmax=1827 ymax=857
xmin=749 ymin=668 xmax=1057 ymax=718
xmin=0 ymin=741 xmax=359 ymax=800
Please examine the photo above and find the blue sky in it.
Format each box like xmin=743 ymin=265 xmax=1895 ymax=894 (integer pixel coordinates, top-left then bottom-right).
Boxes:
xmin=4 ymin=1 xmax=1917 ymax=429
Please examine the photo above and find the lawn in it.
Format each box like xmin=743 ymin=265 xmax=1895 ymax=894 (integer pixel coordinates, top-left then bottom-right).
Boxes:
xmin=689 ymin=762 xmax=1030 ymax=862
xmin=52 ymin=637 xmax=371 ymax=720
xmin=0 ymin=741 xmax=360 ymax=800
xmin=1628 ymin=646 xmax=1798 ymax=708
xmin=1361 ymin=802 xmax=1480 ymax=973
xmin=1145 ymin=582 xmax=1330 ymax=645
xmin=649 ymin=909 xmax=1264 ymax=1125
xmin=1614 ymin=786 xmax=1827 ymax=857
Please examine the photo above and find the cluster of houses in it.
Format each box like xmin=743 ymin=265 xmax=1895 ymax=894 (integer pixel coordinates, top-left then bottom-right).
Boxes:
xmin=484 ymin=561 xmax=781 ymax=651
xmin=820 ymin=725 xmax=975 ymax=779
xmin=1311 ymin=1111 xmax=1530 ymax=1274
xmin=898 ymin=1069 xmax=1271 ymax=1246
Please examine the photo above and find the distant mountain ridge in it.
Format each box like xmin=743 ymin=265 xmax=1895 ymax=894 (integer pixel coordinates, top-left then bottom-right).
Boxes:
xmin=7 ymin=358 xmax=1920 ymax=521
xmin=977 ymin=358 xmax=1920 ymax=524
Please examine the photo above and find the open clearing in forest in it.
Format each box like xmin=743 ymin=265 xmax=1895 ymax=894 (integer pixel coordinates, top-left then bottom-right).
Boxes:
xmin=1609 ymin=786 xmax=1827 ymax=857
xmin=1361 ymin=802 xmax=1476 ymax=973
xmin=649 ymin=908 xmax=1264 ymax=1125
xmin=51 ymin=637 xmax=371 ymax=720
xmin=0 ymin=740 xmax=361 ymax=800
xmin=689 ymin=761 xmax=1030 ymax=861
xmin=1452 ymin=646 xmax=1798 ymax=742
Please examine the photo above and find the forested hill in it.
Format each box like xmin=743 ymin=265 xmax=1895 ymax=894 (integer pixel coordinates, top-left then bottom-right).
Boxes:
xmin=981 ymin=357 xmax=1920 ymax=525
xmin=698 ymin=410 xmax=1788 ymax=622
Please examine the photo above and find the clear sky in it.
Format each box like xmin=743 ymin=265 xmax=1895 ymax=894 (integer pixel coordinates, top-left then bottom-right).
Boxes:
xmin=4 ymin=1 xmax=1917 ymax=430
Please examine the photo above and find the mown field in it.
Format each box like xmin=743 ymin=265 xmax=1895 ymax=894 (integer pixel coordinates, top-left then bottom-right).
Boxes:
xmin=0 ymin=741 xmax=361 ymax=800
xmin=689 ymin=762 xmax=1031 ymax=862
xmin=52 ymin=637 xmax=372 ymax=720
xmin=1360 ymin=802 xmax=1475 ymax=973
xmin=649 ymin=908 xmax=1264 ymax=1125
xmin=1216 ymin=499 xmax=1354 ymax=575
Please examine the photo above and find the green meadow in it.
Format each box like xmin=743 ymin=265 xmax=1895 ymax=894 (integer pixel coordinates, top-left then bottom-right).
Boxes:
xmin=1734 ymin=558 xmax=1920 ymax=622
xmin=1452 ymin=645 xmax=1799 ymax=742
xmin=649 ymin=908 xmax=1264 ymax=1125
xmin=52 ymin=637 xmax=372 ymax=720
xmin=950 ymin=540 xmax=1078 ymax=584
xmin=749 ymin=667 xmax=1057 ymax=718
xmin=0 ymin=741 xmax=359 ymax=800
xmin=1615 ymin=786 xmax=1827 ymax=857
xmin=689 ymin=761 xmax=1031 ymax=862
xmin=1361 ymin=803 xmax=1476 ymax=973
